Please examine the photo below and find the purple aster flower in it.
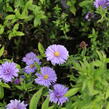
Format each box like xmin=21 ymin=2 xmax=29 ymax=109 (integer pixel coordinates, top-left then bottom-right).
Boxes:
xmin=0 ymin=62 xmax=19 ymax=82
xmin=35 ymin=67 xmax=57 ymax=87
xmin=22 ymin=52 xmax=40 ymax=65
xmin=22 ymin=52 xmax=41 ymax=74
xmin=45 ymin=44 xmax=69 ymax=65
xmin=49 ymin=84 xmax=68 ymax=105
xmin=94 ymin=0 xmax=109 ymax=8
xmin=24 ymin=63 xmax=36 ymax=74
xmin=6 ymin=99 xmax=27 ymax=109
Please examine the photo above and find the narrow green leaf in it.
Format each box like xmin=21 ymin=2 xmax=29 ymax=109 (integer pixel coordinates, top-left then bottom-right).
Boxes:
xmin=38 ymin=42 xmax=45 ymax=57
xmin=0 ymin=25 xmax=4 ymax=34
xmin=15 ymin=31 xmax=25 ymax=36
xmin=0 ymin=46 xmax=4 ymax=57
xmin=41 ymin=97 xmax=49 ymax=109
xmin=34 ymin=18 xmax=41 ymax=27
xmin=0 ymin=86 xmax=4 ymax=99
xmin=5 ymin=15 xmax=15 ymax=20
xmin=65 ymin=88 xmax=79 ymax=97
xmin=13 ymin=24 xmax=19 ymax=30
xmin=29 ymin=88 xmax=43 ymax=109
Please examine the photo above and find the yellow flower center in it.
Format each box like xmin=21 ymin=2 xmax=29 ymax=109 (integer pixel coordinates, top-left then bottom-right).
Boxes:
xmin=54 ymin=51 xmax=60 ymax=57
xmin=30 ymin=64 xmax=35 ymax=68
xmin=43 ymin=74 xmax=49 ymax=79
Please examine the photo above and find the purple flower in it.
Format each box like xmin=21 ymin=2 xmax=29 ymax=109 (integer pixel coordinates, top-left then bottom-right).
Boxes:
xmin=14 ymin=78 xmax=21 ymax=84
xmin=94 ymin=0 xmax=109 ymax=8
xmin=6 ymin=99 xmax=27 ymax=109
xmin=20 ymin=75 xmax=25 ymax=79
xmin=0 ymin=62 xmax=19 ymax=82
xmin=49 ymin=84 xmax=68 ymax=105
xmin=22 ymin=52 xmax=41 ymax=74
xmin=35 ymin=67 xmax=57 ymax=87
xmin=85 ymin=12 xmax=94 ymax=21
xmin=22 ymin=52 xmax=40 ymax=65
xmin=24 ymin=63 xmax=36 ymax=74
xmin=45 ymin=44 xmax=69 ymax=65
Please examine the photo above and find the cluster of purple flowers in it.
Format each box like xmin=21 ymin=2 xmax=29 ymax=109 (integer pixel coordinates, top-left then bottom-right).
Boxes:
xmin=85 ymin=0 xmax=109 ymax=22
xmin=5 ymin=44 xmax=69 ymax=107
xmin=35 ymin=66 xmax=68 ymax=105
xmin=34 ymin=44 xmax=69 ymax=105
xmin=22 ymin=52 xmax=41 ymax=74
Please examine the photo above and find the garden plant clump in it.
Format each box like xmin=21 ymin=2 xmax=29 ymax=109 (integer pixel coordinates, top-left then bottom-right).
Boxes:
xmin=0 ymin=0 xmax=109 ymax=109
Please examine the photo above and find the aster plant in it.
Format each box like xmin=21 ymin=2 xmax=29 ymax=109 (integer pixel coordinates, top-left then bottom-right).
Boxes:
xmin=45 ymin=44 xmax=69 ymax=65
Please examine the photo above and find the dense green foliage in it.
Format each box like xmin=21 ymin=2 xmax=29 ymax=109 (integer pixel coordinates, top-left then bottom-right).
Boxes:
xmin=0 ymin=0 xmax=109 ymax=109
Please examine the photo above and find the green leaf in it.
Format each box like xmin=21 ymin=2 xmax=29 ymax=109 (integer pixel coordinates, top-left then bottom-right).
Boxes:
xmin=34 ymin=18 xmax=41 ymax=27
xmin=8 ymin=31 xmax=24 ymax=40
xmin=0 ymin=0 xmax=3 ymax=3
xmin=67 ymin=0 xmax=76 ymax=15
xmin=0 ymin=25 xmax=4 ymax=34
xmin=41 ymin=97 xmax=49 ymax=109
xmin=0 ymin=107 xmax=5 ymax=109
xmin=5 ymin=15 xmax=15 ymax=20
xmin=0 ymin=86 xmax=4 ymax=99
xmin=5 ymin=4 xmax=13 ymax=12
xmin=29 ymin=88 xmax=43 ymax=109
xmin=65 ymin=88 xmax=79 ymax=97
xmin=79 ymin=1 xmax=92 ymax=7
xmin=40 ymin=0 xmax=45 ymax=4
xmin=25 ymin=0 xmax=33 ymax=9
xmin=105 ymin=87 xmax=109 ymax=99
xmin=15 ymin=31 xmax=25 ymax=36
xmin=38 ymin=42 xmax=45 ymax=57
xmin=0 ymin=46 xmax=4 ymax=57
xmin=48 ymin=106 xmax=54 ymax=109
xmin=13 ymin=24 xmax=19 ymax=30
xmin=0 ymin=82 xmax=10 ymax=89
xmin=106 ymin=103 xmax=109 ymax=109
